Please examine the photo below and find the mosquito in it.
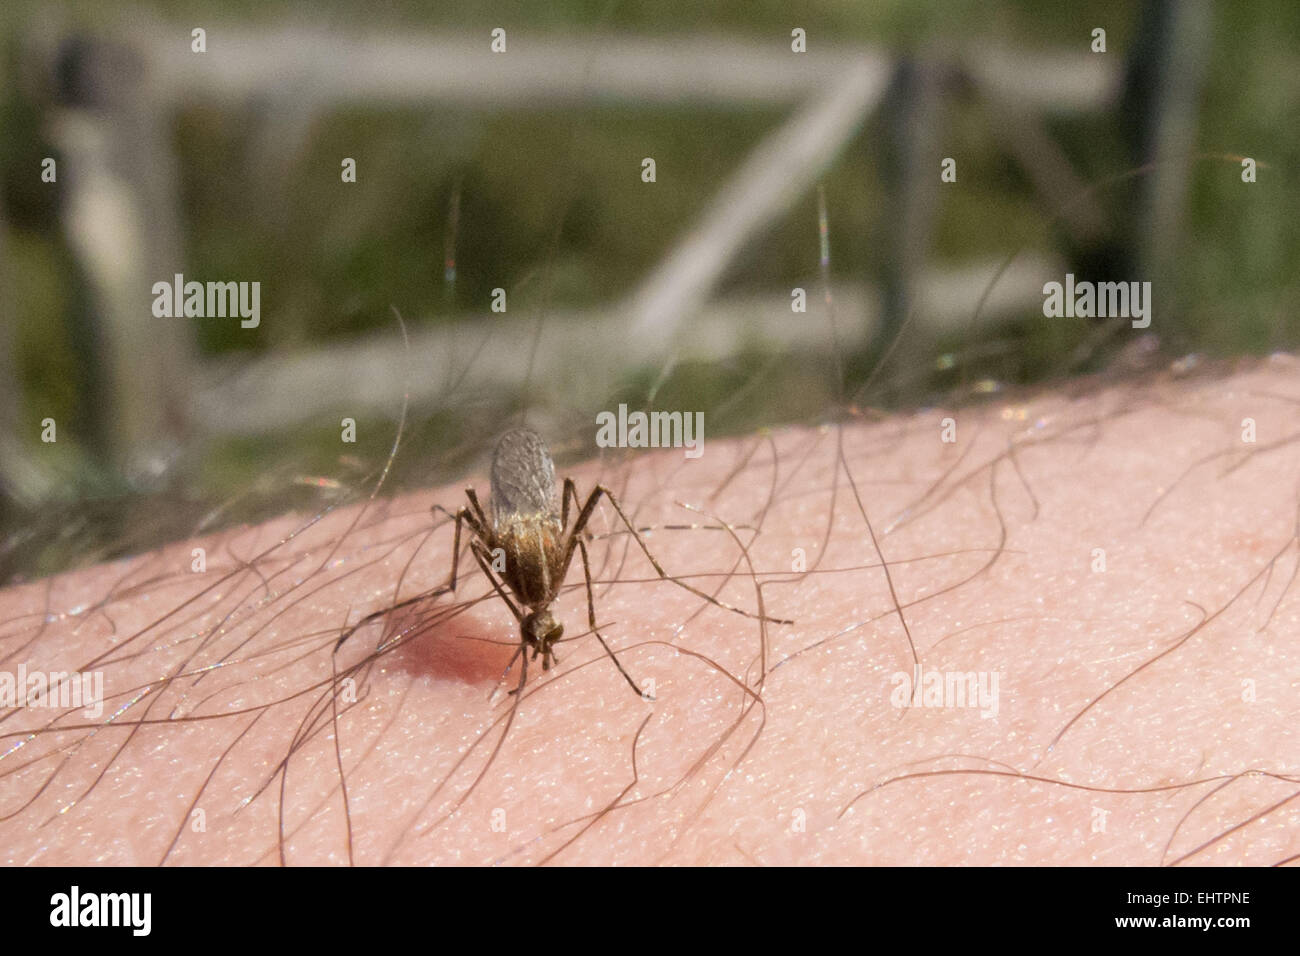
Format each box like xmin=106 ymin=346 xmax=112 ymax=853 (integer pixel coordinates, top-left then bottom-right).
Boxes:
xmin=336 ymin=426 xmax=781 ymax=698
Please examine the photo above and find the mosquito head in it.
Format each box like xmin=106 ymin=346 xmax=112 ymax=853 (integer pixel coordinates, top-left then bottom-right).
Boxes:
xmin=523 ymin=609 xmax=564 ymax=670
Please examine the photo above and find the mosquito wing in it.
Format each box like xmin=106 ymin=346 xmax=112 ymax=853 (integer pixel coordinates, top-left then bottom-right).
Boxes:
xmin=490 ymin=427 xmax=559 ymax=526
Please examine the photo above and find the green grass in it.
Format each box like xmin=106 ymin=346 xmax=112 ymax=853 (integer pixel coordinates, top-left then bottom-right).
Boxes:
xmin=1 ymin=0 xmax=1296 ymax=579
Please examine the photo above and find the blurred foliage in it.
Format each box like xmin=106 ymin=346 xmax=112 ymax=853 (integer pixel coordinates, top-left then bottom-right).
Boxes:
xmin=1 ymin=0 xmax=1296 ymax=580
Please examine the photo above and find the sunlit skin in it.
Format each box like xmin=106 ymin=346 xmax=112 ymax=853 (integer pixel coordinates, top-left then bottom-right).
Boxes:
xmin=2 ymin=358 xmax=1299 ymax=865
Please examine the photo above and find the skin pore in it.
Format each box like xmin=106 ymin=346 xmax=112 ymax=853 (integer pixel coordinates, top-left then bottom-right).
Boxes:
xmin=2 ymin=355 xmax=1299 ymax=866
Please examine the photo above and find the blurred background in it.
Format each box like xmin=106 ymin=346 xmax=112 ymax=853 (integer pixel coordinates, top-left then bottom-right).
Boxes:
xmin=0 ymin=0 xmax=1295 ymax=583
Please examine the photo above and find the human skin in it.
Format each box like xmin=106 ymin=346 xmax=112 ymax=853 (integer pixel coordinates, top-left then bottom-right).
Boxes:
xmin=2 ymin=356 xmax=1299 ymax=866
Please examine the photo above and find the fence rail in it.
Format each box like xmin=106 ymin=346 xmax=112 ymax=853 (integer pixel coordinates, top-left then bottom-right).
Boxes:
xmin=12 ymin=23 xmax=1124 ymax=472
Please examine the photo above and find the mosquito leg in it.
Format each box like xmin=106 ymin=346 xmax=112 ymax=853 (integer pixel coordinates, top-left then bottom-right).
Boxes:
xmin=577 ymin=535 xmax=652 ymax=700
xmin=334 ymin=505 xmax=469 ymax=652
xmin=507 ymin=642 xmax=529 ymax=697
xmin=465 ymin=487 xmax=490 ymax=531
xmin=575 ymin=485 xmax=792 ymax=625
xmin=588 ymin=521 xmax=757 ymax=539
xmin=562 ymin=477 xmax=592 ymax=538
xmin=469 ymin=541 xmax=524 ymax=623
xmin=488 ymin=643 xmax=525 ymax=702
xmin=561 ymin=475 xmax=574 ymax=531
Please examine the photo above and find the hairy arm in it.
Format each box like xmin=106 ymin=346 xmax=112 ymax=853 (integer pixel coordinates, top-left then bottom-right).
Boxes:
xmin=3 ymin=357 xmax=1299 ymax=865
